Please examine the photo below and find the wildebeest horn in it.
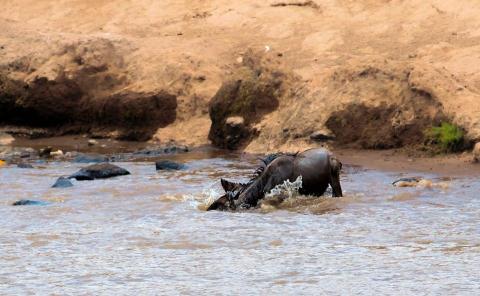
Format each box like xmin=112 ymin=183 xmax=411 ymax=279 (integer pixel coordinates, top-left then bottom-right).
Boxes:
xmin=220 ymin=178 xmax=242 ymax=192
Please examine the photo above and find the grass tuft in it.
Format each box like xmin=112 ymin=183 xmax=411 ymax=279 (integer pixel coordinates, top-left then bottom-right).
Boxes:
xmin=425 ymin=122 xmax=465 ymax=152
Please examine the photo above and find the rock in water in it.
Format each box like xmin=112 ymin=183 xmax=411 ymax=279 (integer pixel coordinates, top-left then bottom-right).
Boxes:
xmin=155 ymin=160 xmax=186 ymax=170
xmin=73 ymin=154 xmax=109 ymax=163
xmin=69 ymin=163 xmax=130 ymax=180
xmin=12 ymin=199 xmax=49 ymax=206
xmin=52 ymin=177 xmax=74 ymax=188
xmin=17 ymin=163 xmax=34 ymax=168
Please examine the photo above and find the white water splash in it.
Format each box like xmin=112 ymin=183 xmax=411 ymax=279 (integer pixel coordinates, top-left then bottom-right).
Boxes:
xmin=183 ymin=185 xmax=222 ymax=209
xmin=265 ymin=176 xmax=303 ymax=201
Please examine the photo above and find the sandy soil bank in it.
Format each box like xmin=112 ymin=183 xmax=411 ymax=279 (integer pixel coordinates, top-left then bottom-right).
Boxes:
xmin=1 ymin=0 xmax=480 ymax=155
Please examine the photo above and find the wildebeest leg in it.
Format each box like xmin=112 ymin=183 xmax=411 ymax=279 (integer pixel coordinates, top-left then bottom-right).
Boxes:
xmin=329 ymin=157 xmax=343 ymax=197
xmin=330 ymin=173 xmax=342 ymax=197
xmin=236 ymin=157 xmax=294 ymax=208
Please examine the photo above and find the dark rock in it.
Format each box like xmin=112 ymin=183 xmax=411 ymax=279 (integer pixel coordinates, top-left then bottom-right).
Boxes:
xmin=12 ymin=199 xmax=49 ymax=206
xmin=310 ymin=131 xmax=335 ymax=142
xmin=73 ymin=154 xmax=109 ymax=163
xmin=19 ymin=151 xmax=32 ymax=158
xmin=133 ymin=145 xmax=189 ymax=157
xmin=52 ymin=177 xmax=74 ymax=188
xmin=162 ymin=145 xmax=189 ymax=154
xmin=69 ymin=163 xmax=130 ymax=180
xmin=17 ymin=163 xmax=34 ymax=169
xmin=155 ymin=160 xmax=186 ymax=170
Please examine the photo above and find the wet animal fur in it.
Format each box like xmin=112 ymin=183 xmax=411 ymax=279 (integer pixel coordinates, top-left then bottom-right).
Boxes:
xmin=207 ymin=149 xmax=342 ymax=211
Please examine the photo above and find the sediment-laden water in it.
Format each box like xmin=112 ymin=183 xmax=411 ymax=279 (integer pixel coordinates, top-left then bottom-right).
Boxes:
xmin=0 ymin=151 xmax=479 ymax=295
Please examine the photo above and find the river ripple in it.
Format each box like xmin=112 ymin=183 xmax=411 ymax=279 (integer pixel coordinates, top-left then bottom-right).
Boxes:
xmin=0 ymin=151 xmax=479 ymax=295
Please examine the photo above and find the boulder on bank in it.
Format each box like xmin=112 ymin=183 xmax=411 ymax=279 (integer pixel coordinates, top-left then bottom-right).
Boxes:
xmin=155 ymin=160 xmax=186 ymax=170
xmin=52 ymin=176 xmax=74 ymax=188
xmin=69 ymin=163 xmax=130 ymax=180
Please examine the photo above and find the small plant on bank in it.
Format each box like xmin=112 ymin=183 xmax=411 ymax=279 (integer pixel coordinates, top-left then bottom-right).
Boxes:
xmin=424 ymin=122 xmax=465 ymax=153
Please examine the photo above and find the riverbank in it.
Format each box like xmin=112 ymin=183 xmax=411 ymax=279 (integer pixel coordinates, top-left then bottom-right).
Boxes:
xmin=1 ymin=134 xmax=478 ymax=177
xmin=2 ymin=0 xmax=480 ymax=154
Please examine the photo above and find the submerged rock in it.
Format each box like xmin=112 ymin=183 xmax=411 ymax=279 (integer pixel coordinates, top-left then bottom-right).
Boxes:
xmin=133 ymin=145 xmax=189 ymax=157
xmin=17 ymin=163 xmax=34 ymax=168
xmin=69 ymin=163 xmax=130 ymax=180
xmin=155 ymin=160 xmax=186 ymax=170
xmin=12 ymin=199 xmax=49 ymax=206
xmin=52 ymin=177 xmax=74 ymax=188
xmin=73 ymin=154 xmax=109 ymax=163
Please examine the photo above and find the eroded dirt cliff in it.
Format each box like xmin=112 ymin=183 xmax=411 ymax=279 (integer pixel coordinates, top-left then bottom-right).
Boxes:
xmin=1 ymin=0 xmax=480 ymax=152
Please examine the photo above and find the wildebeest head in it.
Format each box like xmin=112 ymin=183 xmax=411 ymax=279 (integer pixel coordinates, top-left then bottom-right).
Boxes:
xmin=206 ymin=178 xmax=247 ymax=211
xmin=206 ymin=153 xmax=293 ymax=211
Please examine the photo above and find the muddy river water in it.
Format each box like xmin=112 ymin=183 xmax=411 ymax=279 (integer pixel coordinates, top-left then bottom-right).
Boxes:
xmin=0 ymin=149 xmax=479 ymax=295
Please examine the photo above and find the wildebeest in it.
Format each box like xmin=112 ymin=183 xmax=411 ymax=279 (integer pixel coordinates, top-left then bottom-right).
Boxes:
xmin=207 ymin=148 xmax=343 ymax=211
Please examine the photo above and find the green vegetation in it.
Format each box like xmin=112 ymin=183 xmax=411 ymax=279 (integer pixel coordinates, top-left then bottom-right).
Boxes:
xmin=425 ymin=122 xmax=465 ymax=152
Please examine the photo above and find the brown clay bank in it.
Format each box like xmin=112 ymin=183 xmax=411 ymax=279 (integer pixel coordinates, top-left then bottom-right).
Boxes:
xmin=208 ymin=63 xmax=283 ymax=150
xmin=0 ymin=74 xmax=177 ymax=141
